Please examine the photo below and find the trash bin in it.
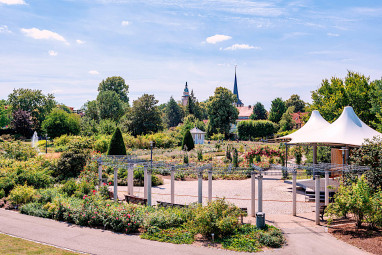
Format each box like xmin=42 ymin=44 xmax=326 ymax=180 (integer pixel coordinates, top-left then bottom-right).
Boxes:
xmin=256 ymin=212 xmax=265 ymax=229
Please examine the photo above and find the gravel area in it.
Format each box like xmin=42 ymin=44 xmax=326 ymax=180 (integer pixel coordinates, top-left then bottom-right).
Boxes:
xmin=115 ymin=175 xmax=316 ymax=215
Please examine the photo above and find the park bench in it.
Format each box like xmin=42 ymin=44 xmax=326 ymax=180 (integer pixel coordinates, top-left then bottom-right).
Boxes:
xmin=320 ymin=205 xmax=327 ymax=221
xmin=125 ymin=195 xmax=147 ymax=205
xmin=156 ymin=201 xmax=187 ymax=208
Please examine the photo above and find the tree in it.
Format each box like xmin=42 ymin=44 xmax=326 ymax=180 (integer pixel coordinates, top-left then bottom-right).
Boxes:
xmin=165 ymin=97 xmax=183 ymax=127
xmin=181 ymin=129 xmax=194 ymax=151
xmin=98 ymin=76 xmax=129 ymax=103
xmin=207 ymin=87 xmax=239 ymax=138
xmin=11 ymin=109 xmax=33 ymax=137
xmin=285 ymin=94 xmax=305 ymax=112
xmin=369 ymin=79 xmax=382 ymax=132
xmin=311 ymin=71 xmax=375 ymax=126
xmin=279 ymin=106 xmax=295 ymax=131
xmin=0 ymin=100 xmax=11 ymax=128
xmin=107 ymin=127 xmax=126 ymax=155
xmin=42 ymin=108 xmax=80 ymax=138
xmin=268 ymin=98 xmax=286 ymax=123
xmin=82 ymin=100 xmax=99 ymax=121
xmin=97 ymin=91 xmax=124 ymax=122
xmin=127 ymin=94 xmax=162 ymax=136
xmin=8 ymin=88 xmax=56 ymax=131
xmin=250 ymin=102 xmax=267 ymax=120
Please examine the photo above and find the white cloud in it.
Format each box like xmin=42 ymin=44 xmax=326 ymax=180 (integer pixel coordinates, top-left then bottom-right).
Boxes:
xmin=121 ymin=20 xmax=129 ymax=26
xmin=223 ymin=44 xmax=261 ymax=51
xmin=21 ymin=28 xmax=68 ymax=44
xmin=0 ymin=0 xmax=26 ymax=5
xmin=327 ymin=33 xmax=340 ymax=37
xmin=76 ymin=39 xmax=85 ymax=44
xmin=0 ymin=25 xmax=11 ymax=33
xmin=88 ymin=70 xmax=99 ymax=75
xmin=206 ymin=34 xmax=232 ymax=44
xmin=48 ymin=50 xmax=58 ymax=56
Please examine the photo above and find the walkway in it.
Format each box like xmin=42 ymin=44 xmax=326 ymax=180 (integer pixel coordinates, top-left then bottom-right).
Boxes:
xmin=0 ymin=209 xmax=370 ymax=255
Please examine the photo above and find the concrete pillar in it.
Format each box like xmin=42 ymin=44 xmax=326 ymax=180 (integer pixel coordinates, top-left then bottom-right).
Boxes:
xmin=128 ymin=165 xmax=134 ymax=196
xmin=313 ymin=145 xmax=317 ymax=165
xmin=171 ymin=168 xmax=175 ymax=204
xmin=345 ymin=146 xmax=349 ymax=165
xmin=292 ymin=170 xmax=297 ymax=216
xmin=251 ymin=172 xmax=256 ymax=217
xmin=98 ymin=164 xmax=102 ymax=186
xmin=147 ymin=170 xmax=152 ymax=206
xmin=258 ymin=175 xmax=263 ymax=213
xmin=198 ymin=171 xmax=203 ymax=204
xmin=315 ymin=175 xmax=321 ymax=225
xmin=114 ymin=167 xmax=118 ymax=202
xmin=208 ymin=170 xmax=212 ymax=203
xmin=325 ymin=171 xmax=329 ymax=206
xmin=285 ymin=144 xmax=288 ymax=168
xmin=144 ymin=167 xmax=148 ymax=199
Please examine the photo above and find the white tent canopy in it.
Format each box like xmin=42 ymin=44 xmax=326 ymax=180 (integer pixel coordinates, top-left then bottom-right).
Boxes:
xmin=278 ymin=106 xmax=382 ymax=147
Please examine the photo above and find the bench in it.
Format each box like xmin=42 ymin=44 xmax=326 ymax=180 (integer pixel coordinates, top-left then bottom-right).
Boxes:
xmin=125 ymin=195 xmax=147 ymax=205
xmin=320 ymin=205 xmax=327 ymax=221
xmin=156 ymin=201 xmax=187 ymax=208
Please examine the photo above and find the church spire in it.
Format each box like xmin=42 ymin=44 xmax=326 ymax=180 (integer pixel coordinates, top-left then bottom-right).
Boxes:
xmin=233 ymin=66 xmax=243 ymax=107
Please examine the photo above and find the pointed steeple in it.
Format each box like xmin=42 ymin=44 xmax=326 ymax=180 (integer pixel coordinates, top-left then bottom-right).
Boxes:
xmin=233 ymin=66 xmax=243 ymax=107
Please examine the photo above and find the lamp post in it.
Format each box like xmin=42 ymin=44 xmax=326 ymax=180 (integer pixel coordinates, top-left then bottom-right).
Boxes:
xmin=45 ymin=134 xmax=49 ymax=154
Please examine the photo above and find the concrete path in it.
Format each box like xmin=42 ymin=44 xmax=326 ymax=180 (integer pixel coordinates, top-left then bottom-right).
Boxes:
xmin=0 ymin=209 xmax=370 ymax=255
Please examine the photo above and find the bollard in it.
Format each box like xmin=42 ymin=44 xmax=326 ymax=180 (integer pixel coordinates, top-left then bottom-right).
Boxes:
xmin=325 ymin=171 xmax=329 ymax=206
xmin=256 ymin=212 xmax=266 ymax=229
xmin=251 ymin=172 xmax=256 ymax=217
xmin=292 ymin=170 xmax=297 ymax=216
xmin=315 ymin=175 xmax=321 ymax=225
xmin=171 ymin=168 xmax=175 ymax=204
xmin=144 ymin=167 xmax=148 ymax=199
xmin=114 ymin=167 xmax=118 ymax=202
xmin=98 ymin=164 xmax=102 ymax=187
xmin=198 ymin=170 xmax=203 ymax=204
xmin=128 ymin=165 xmax=134 ymax=196
xmin=208 ymin=170 xmax=212 ymax=203
xmin=147 ymin=170 xmax=152 ymax=206
xmin=258 ymin=175 xmax=263 ymax=213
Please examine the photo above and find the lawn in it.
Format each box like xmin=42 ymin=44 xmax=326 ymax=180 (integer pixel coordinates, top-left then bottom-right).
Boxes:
xmin=0 ymin=233 xmax=79 ymax=255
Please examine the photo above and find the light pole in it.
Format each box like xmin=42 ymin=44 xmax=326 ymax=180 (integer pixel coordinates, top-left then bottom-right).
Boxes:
xmin=45 ymin=134 xmax=49 ymax=154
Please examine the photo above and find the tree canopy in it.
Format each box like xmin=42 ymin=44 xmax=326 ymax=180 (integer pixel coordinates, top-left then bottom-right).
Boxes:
xmin=97 ymin=91 xmax=124 ymax=122
xmin=42 ymin=108 xmax=80 ymax=138
xmin=250 ymin=102 xmax=267 ymax=120
xmin=279 ymin=106 xmax=295 ymax=131
xmin=98 ymin=76 xmax=129 ymax=103
xmin=207 ymin=87 xmax=238 ymax=137
xmin=128 ymin=94 xmax=162 ymax=136
xmin=268 ymin=98 xmax=286 ymax=123
xmin=285 ymin=94 xmax=305 ymax=113
xmin=165 ymin=96 xmax=183 ymax=127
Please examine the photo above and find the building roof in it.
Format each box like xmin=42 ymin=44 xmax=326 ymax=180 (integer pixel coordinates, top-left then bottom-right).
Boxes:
xmin=291 ymin=112 xmax=308 ymax=125
xmin=237 ymin=106 xmax=252 ymax=118
xmin=190 ymin=127 xmax=206 ymax=134
xmin=184 ymin=82 xmax=189 ymax=93
xmin=278 ymin=106 xmax=382 ymax=147
xmin=233 ymin=69 xmax=243 ymax=106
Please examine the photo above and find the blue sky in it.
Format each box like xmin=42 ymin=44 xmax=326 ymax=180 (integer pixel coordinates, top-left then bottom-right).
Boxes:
xmin=1 ymin=0 xmax=382 ymax=110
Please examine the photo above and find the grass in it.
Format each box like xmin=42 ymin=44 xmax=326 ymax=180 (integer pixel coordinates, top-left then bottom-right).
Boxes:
xmin=0 ymin=233 xmax=79 ymax=255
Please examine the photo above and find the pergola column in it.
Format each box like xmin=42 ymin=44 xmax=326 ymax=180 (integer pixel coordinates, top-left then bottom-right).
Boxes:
xmin=113 ymin=167 xmax=118 ymax=202
xmin=144 ymin=167 xmax=148 ymax=199
xmin=170 ymin=168 xmax=175 ymax=204
xmin=313 ymin=144 xmax=317 ymax=164
xmin=257 ymin=174 xmax=263 ymax=212
xmin=315 ymin=174 xmax=321 ymax=225
xmin=198 ymin=170 xmax=203 ymax=204
xmin=208 ymin=170 xmax=212 ymax=203
xmin=251 ymin=171 xmax=256 ymax=217
xmin=98 ymin=164 xmax=102 ymax=186
xmin=292 ymin=170 xmax=297 ymax=216
xmin=325 ymin=171 xmax=329 ymax=205
xmin=128 ymin=165 xmax=134 ymax=196
xmin=147 ymin=169 xmax=152 ymax=206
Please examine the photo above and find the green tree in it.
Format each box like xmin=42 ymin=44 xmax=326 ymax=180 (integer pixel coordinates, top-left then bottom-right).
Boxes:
xmin=82 ymin=100 xmax=99 ymax=121
xmin=369 ymin=79 xmax=382 ymax=132
xmin=98 ymin=76 xmax=129 ymax=103
xmin=207 ymin=87 xmax=239 ymax=138
xmin=181 ymin=129 xmax=194 ymax=151
xmin=0 ymin=100 xmax=11 ymax=128
xmin=250 ymin=102 xmax=267 ymax=120
xmin=42 ymin=109 xmax=80 ymax=138
xmin=268 ymin=98 xmax=286 ymax=123
xmin=165 ymin=97 xmax=183 ymax=127
xmin=285 ymin=94 xmax=306 ymax=113
xmin=107 ymin=127 xmax=127 ymax=155
xmin=128 ymin=94 xmax=162 ymax=136
xmin=8 ymin=88 xmax=56 ymax=131
xmin=279 ymin=106 xmax=296 ymax=131
xmin=57 ymin=104 xmax=72 ymax=113
xmin=97 ymin=91 xmax=124 ymax=122
xmin=311 ymin=71 xmax=375 ymax=125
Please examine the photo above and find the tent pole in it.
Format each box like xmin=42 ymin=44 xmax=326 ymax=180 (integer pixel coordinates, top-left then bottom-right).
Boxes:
xmin=313 ymin=144 xmax=317 ymax=165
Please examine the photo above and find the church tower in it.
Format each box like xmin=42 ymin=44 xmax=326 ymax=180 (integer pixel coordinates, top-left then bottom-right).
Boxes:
xmin=233 ymin=67 xmax=244 ymax=107
xmin=182 ymin=82 xmax=190 ymax=106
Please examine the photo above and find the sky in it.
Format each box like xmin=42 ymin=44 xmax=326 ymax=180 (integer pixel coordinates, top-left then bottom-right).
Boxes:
xmin=1 ymin=0 xmax=382 ymax=110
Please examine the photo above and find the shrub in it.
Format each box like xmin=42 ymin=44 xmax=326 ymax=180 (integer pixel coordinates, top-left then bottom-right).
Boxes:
xmin=237 ymin=120 xmax=278 ymax=140
xmin=94 ymin=136 xmax=109 ymax=153
xmin=232 ymin=148 xmax=238 ymax=168
xmin=197 ymin=149 xmax=203 ymax=161
xmin=21 ymin=202 xmax=51 ymax=218
xmin=1 ymin=141 xmax=37 ymax=161
xmin=60 ymin=179 xmax=78 ymax=197
xmin=8 ymin=184 xmax=37 ymax=205
xmin=141 ymin=227 xmax=194 ymax=244
xmin=56 ymin=147 xmax=89 ymax=180
xmin=42 ymin=109 xmax=80 ymax=138
xmin=181 ymin=130 xmax=194 ymax=151
xmin=0 ymin=189 xmax=5 ymax=199
xmin=183 ymin=152 xmax=189 ymax=164
xmin=98 ymin=119 xmax=117 ymax=135
xmin=210 ymin=133 xmax=224 ymax=141
xmin=107 ymin=127 xmax=126 ymax=155
xmin=143 ymin=207 xmax=190 ymax=230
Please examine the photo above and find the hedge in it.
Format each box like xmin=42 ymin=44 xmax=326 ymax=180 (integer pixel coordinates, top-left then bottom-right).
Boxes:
xmin=237 ymin=120 xmax=278 ymax=140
